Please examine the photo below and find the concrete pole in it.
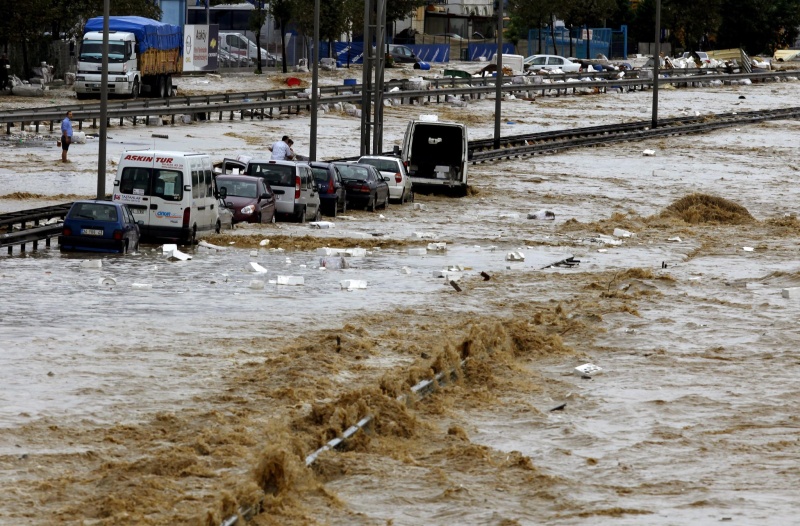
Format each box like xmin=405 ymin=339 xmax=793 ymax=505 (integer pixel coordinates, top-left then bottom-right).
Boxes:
xmin=97 ymin=0 xmax=109 ymax=199
xmin=372 ymin=0 xmax=386 ymax=154
xmin=310 ymin=0 xmax=319 ymax=161
xmin=651 ymin=0 xmax=661 ymax=129
xmin=360 ymin=0 xmax=372 ymax=155
xmin=493 ymin=0 xmax=503 ymax=149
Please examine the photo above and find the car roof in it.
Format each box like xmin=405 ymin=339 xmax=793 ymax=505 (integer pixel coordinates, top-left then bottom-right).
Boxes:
xmin=248 ymin=159 xmax=297 ymax=166
xmin=358 ymin=155 xmax=401 ymax=161
xmin=73 ymin=199 xmax=120 ymax=206
xmin=216 ymin=174 xmax=263 ymax=182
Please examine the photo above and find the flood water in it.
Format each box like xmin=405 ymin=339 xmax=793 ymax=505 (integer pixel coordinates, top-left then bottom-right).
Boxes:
xmin=1 ymin=76 xmax=800 ymax=524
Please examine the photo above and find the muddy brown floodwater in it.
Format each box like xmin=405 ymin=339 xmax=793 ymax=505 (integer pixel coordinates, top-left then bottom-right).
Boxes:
xmin=1 ymin=71 xmax=800 ymax=525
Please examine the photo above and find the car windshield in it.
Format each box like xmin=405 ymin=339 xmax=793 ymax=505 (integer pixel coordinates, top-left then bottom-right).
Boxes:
xmin=336 ymin=164 xmax=370 ymax=181
xmin=248 ymin=163 xmax=294 ymax=186
xmin=359 ymin=158 xmax=398 ymax=173
xmin=218 ymin=179 xmax=257 ymax=198
xmin=69 ymin=202 xmax=118 ymax=222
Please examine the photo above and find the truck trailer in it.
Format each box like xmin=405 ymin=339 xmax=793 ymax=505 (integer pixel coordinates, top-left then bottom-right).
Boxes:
xmin=74 ymin=16 xmax=182 ymax=99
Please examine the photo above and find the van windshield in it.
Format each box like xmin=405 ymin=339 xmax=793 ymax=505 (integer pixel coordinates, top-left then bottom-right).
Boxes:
xmin=80 ymin=40 xmax=127 ymax=63
xmin=247 ymin=163 xmax=294 ymax=187
xmin=119 ymin=167 xmax=183 ymax=200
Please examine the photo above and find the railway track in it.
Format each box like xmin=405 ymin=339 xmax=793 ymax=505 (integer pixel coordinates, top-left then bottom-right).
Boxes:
xmin=468 ymin=106 xmax=800 ymax=163
xmin=1 ymin=70 xmax=796 ymax=135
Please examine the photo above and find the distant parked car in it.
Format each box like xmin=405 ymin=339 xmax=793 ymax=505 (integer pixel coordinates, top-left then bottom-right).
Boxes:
xmin=216 ymin=174 xmax=276 ymax=224
xmin=332 ymin=162 xmax=390 ymax=212
xmin=59 ymin=200 xmax=141 ymax=254
xmin=307 ymin=161 xmax=347 ymax=217
xmin=523 ymin=54 xmax=582 ymax=73
xmin=357 ymin=155 xmax=413 ymax=204
xmin=379 ymin=44 xmax=420 ymax=64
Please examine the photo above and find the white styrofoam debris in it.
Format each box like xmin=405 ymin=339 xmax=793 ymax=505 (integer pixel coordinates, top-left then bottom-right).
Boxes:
xmin=340 ymin=279 xmax=367 ymax=290
xmin=427 ymin=242 xmax=447 ymax=251
xmin=400 ymin=266 xmax=412 ymax=274
xmin=166 ymin=249 xmax=192 ymax=261
xmin=80 ymin=260 xmax=102 ymax=269
xmin=320 ymin=256 xmax=350 ymax=269
xmin=588 ymin=235 xmax=623 ymax=246
xmin=408 ymin=247 xmax=427 ymax=256
xmin=613 ymin=228 xmax=635 ymax=238
xmin=198 ymin=240 xmax=228 ymax=251
xmin=131 ymin=283 xmax=152 ymax=290
xmin=574 ymin=363 xmax=603 ymax=377
xmin=277 ymin=275 xmax=304 ymax=286
xmin=433 ymin=270 xmax=463 ymax=280
xmin=506 ymin=251 xmax=525 ymax=261
xmin=642 ymin=149 xmax=656 ymax=156
xmin=316 ymin=247 xmax=337 ymax=256
xmin=782 ymin=287 xmax=800 ymax=299
xmin=245 ymin=262 xmax=268 ymax=273
xmin=412 ymin=232 xmax=437 ymax=239
xmin=259 ymin=239 xmax=270 ymax=246
xmin=413 ymin=203 xmax=427 ymax=211
xmin=249 ymin=250 xmax=258 ymax=257
xmin=742 ymin=247 xmax=754 ymax=252
xmin=668 ymin=236 xmax=682 ymax=242
xmin=310 ymin=221 xmax=335 ymax=229
xmin=249 ymin=280 xmax=265 ymax=290
xmin=345 ymin=248 xmax=367 ymax=257
xmin=161 ymin=244 xmax=178 ymax=254
xmin=98 ymin=277 xmax=116 ymax=286
xmin=528 ymin=210 xmax=555 ymax=220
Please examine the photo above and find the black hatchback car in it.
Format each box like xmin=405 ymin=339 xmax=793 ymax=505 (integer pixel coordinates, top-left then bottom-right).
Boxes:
xmin=332 ymin=162 xmax=390 ymax=212
xmin=308 ymin=161 xmax=346 ymax=217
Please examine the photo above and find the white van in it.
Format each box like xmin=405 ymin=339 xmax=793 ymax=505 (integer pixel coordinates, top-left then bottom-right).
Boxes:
xmin=219 ymin=32 xmax=273 ymax=65
xmin=112 ymin=150 xmax=220 ymax=243
xmin=401 ymin=116 xmax=469 ymax=195
xmin=491 ymin=53 xmax=525 ymax=74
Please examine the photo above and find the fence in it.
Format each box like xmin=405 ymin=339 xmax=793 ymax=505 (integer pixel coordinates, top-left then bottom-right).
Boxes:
xmin=527 ymin=27 xmax=613 ymax=59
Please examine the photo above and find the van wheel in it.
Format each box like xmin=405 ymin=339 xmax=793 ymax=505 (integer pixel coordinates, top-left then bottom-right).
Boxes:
xmin=215 ymin=220 xmax=221 ymax=234
xmin=188 ymin=225 xmax=197 ymax=245
xmin=314 ymin=207 xmax=321 ymax=222
xmin=298 ymin=207 xmax=306 ymax=223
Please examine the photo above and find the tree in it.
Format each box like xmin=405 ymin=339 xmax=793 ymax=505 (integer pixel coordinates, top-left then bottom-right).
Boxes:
xmin=250 ymin=1 xmax=267 ymax=73
xmin=271 ymin=0 xmax=292 ymax=73
xmin=717 ymin=0 xmax=800 ymax=54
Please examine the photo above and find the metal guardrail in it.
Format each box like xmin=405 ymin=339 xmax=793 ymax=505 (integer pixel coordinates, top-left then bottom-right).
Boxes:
xmin=3 ymin=70 xmax=797 ymax=134
xmin=0 ymin=203 xmax=71 ymax=254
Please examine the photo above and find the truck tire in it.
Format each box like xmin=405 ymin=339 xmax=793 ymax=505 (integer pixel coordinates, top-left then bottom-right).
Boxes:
xmin=165 ymin=75 xmax=172 ymax=98
xmin=156 ymin=76 xmax=166 ymax=98
xmin=132 ymin=79 xmax=140 ymax=99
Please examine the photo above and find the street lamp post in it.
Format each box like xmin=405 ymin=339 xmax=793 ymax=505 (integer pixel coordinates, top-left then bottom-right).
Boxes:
xmin=651 ymin=0 xmax=661 ymax=129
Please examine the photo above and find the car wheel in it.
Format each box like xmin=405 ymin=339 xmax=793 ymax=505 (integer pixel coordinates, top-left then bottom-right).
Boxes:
xmin=122 ymin=240 xmax=129 ymax=254
xmin=133 ymin=240 xmax=140 ymax=252
xmin=314 ymin=207 xmax=322 ymax=222
xmin=368 ymin=197 xmax=376 ymax=212
xmin=271 ymin=210 xmax=276 ymax=223
xmin=330 ymin=201 xmax=338 ymax=218
xmin=256 ymin=211 xmax=262 ymax=224
xmin=298 ymin=207 xmax=306 ymax=223
xmin=215 ymin=220 xmax=221 ymax=234
xmin=341 ymin=199 xmax=347 ymax=214
xmin=383 ymin=193 xmax=390 ymax=209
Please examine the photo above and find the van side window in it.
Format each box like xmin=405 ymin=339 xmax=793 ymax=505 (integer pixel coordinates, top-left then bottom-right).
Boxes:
xmin=119 ymin=167 xmax=151 ymax=195
xmin=153 ymin=169 xmax=183 ymax=201
xmin=204 ymin=169 xmax=213 ymax=197
xmin=192 ymin=170 xmax=200 ymax=199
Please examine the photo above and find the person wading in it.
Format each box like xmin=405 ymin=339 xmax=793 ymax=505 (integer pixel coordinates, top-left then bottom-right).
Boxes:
xmin=60 ymin=111 xmax=73 ymax=163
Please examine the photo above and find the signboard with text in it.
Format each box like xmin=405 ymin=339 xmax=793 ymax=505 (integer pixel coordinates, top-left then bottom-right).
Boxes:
xmin=184 ymin=24 xmax=219 ymax=72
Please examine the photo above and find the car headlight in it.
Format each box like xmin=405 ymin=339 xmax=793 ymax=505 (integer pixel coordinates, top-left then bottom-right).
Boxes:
xmin=240 ymin=205 xmax=255 ymax=215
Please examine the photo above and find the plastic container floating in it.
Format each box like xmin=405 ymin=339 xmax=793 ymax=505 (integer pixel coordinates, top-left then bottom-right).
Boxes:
xmin=343 ymin=78 xmax=357 ymax=86
xmin=414 ymin=61 xmax=431 ymax=70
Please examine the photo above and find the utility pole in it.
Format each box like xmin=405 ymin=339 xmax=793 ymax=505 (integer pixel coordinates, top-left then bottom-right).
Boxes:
xmin=651 ymin=0 xmax=661 ymax=129
xmin=97 ymin=0 xmax=109 ymax=199
xmin=310 ymin=0 xmax=319 ymax=160
xmin=493 ymin=0 xmax=503 ymax=149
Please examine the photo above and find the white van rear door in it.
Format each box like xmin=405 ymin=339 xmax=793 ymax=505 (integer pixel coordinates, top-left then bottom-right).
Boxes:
xmin=148 ymin=156 xmax=187 ymax=233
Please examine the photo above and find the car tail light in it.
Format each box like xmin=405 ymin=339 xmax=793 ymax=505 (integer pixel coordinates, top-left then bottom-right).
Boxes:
xmin=183 ymin=207 xmax=191 ymax=228
xmin=395 ymin=172 xmax=402 ymax=183
xmin=62 ymin=226 xmax=72 ymax=236
xmin=327 ymin=179 xmax=335 ymax=193
xmin=352 ymin=184 xmax=370 ymax=193
xmin=295 ymin=175 xmax=301 ymax=199
xmin=112 ymin=229 xmax=123 ymax=241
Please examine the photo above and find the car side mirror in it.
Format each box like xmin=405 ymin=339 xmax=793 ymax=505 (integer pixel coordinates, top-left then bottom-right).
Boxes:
xmin=259 ymin=193 xmax=269 ymax=200
xmin=218 ymin=187 xmax=227 ymax=199
xmin=137 ymin=220 xmax=144 ymax=226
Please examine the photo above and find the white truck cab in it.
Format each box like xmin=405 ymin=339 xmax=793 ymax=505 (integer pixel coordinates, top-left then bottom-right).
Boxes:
xmin=112 ymin=150 xmax=220 ymax=243
xmin=75 ymin=31 xmax=141 ymax=98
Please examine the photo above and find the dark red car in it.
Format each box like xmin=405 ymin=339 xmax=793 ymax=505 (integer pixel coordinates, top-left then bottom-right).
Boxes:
xmin=216 ymin=174 xmax=276 ymax=224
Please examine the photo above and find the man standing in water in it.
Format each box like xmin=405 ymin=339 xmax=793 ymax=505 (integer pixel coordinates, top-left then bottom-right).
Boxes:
xmin=60 ymin=111 xmax=73 ymax=163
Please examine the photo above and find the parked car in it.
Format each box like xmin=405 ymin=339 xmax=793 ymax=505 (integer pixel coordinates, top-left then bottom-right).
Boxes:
xmin=59 ymin=200 xmax=141 ymax=253
xmin=220 ymin=158 xmax=321 ymax=223
xmin=384 ymin=44 xmax=420 ymax=64
xmin=307 ymin=161 xmax=346 ymax=217
xmin=332 ymin=162 xmax=390 ymax=211
xmin=357 ymin=155 xmax=413 ymax=204
xmin=523 ymin=54 xmax=582 ymax=73
xmin=216 ymin=174 xmax=276 ymax=224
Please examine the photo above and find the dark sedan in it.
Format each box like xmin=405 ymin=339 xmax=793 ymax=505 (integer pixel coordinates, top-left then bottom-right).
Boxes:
xmin=59 ymin=200 xmax=141 ymax=253
xmin=308 ymin=161 xmax=346 ymax=217
xmin=216 ymin=175 xmax=276 ymax=224
xmin=332 ymin=162 xmax=390 ymax=212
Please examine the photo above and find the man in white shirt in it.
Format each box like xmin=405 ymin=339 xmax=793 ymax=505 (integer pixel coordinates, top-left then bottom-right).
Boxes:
xmin=270 ymin=135 xmax=292 ymax=161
